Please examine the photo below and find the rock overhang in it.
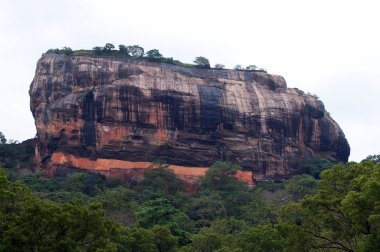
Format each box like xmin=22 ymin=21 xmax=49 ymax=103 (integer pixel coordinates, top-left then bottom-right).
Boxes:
xmin=29 ymin=53 xmax=350 ymax=183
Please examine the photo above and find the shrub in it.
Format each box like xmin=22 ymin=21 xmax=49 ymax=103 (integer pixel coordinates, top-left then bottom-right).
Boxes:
xmin=214 ymin=64 xmax=225 ymax=69
xmin=234 ymin=64 xmax=243 ymax=70
xmin=193 ymin=56 xmax=210 ymax=68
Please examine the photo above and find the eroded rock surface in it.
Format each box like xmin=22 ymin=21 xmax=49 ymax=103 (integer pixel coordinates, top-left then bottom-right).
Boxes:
xmin=30 ymin=53 xmax=350 ymax=182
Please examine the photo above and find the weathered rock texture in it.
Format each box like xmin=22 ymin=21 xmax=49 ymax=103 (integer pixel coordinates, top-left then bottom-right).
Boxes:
xmin=30 ymin=53 xmax=349 ymax=182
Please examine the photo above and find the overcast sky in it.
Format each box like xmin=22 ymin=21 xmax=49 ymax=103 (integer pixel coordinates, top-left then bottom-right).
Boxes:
xmin=0 ymin=0 xmax=379 ymax=161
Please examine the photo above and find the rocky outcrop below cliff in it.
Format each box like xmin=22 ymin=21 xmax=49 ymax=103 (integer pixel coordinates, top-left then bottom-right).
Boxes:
xmin=29 ymin=53 xmax=349 ymax=183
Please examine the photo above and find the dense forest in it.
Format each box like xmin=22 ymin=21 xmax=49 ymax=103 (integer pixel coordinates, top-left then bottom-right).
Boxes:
xmin=0 ymin=136 xmax=379 ymax=251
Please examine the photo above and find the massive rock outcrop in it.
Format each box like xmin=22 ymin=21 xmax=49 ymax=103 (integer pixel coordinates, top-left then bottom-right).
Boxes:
xmin=29 ymin=53 xmax=349 ymax=183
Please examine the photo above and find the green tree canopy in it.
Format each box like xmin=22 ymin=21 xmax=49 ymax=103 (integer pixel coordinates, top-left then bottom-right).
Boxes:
xmin=146 ymin=49 xmax=164 ymax=61
xmin=362 ymin=154 xmax=380 ymax=163
xmin=127 ymin=45 xmax=144 ymax=58
xmin=61 ymin=47 xmax=73 ymax=55
xmin=188 ymin=218 xmax=246 ymax=251
xmin=0 ymin=168 xmax=119 ymax=251
xmin=93 ymin=46 xmax=103 ymax=55
xmin=103 ymin=43 xmax=115 ymax=51
xmin=245 ymin=65 xmax=258 ymax=70
xmin=203 ymin=161 xmax=241 ymax=191
xmin=137 ymin=198 xmax=179 ymax=228
xmin=186 ymin=192 xmax=227 ymax=228
xmin=140 ymin=166 xmax=184 ymax=195
xmin=237 ymin=224 xmax=287 ymax=252
xmin=234 ymin=64 xmax=243 ymax=70
xmin=214 ymin=64 xmax=225 ymax=69
xmin=284 ymin=174 xmax=317 ymax=201
xmin=137 ymin=197 xmax=191 ymax=245
xmin=118 ymin=44 xmax=129 ymax=55
xmin=0 ymin=132 xmax=6 ymax=144
xmin=279 ymin=162 xmax=380 ymax=251
xmin=193 ymin=56 xmax=210 ymax=68
xmin=241 ymin=192 xmax=277 ymax=225
xmin=302 ymin=155 xmax=337 ymax=178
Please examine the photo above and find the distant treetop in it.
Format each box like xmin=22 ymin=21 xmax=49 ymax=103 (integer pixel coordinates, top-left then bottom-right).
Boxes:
xmin=362 ymin=154 xmax=380 ymax=163
xmin=127 ymin=45 xmax=144 ymax=58
xmin=214 ymin=64 xmax=225 ymax=69
xmin=145 ymin=49 xmax=163 ymax=61
xmin=0 ymin=131 xmax=6 ymax=144
xmin=193 ymin=56 xmax=210 ymax=69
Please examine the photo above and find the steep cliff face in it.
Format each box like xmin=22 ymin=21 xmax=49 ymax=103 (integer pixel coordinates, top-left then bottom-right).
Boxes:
xmin=29 ymin=53 xmax=349 ymax=182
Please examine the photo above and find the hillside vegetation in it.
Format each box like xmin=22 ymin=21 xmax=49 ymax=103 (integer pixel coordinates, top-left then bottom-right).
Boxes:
xmin=0 ymin=136 xmax=379 ymax=251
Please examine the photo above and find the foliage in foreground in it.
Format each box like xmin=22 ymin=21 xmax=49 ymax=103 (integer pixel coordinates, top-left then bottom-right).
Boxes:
xmin=0 ymin=139 xmax=379 ymax=251
xmin=277 ymin=161 xmax=380 ymax=252
xmin=0 ymin=168 xmax=180 ymax=251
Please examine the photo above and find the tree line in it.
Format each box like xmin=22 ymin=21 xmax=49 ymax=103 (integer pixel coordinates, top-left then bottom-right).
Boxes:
xmin=46 ymin=44 xmax=266 ymax=72
xmin=1 ymin=162 xmax=379 ymax=250
xmin=1 ymin=132 xmax=379 ymax=251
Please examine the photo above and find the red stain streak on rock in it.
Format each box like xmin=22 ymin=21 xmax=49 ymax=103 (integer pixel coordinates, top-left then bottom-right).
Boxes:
xmin=235 ymin=170 xmax=254 ymax=186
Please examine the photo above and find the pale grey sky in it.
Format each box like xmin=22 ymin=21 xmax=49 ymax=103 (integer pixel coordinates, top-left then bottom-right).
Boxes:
xmin=0 ymin=0 xmax=379 ymax=161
